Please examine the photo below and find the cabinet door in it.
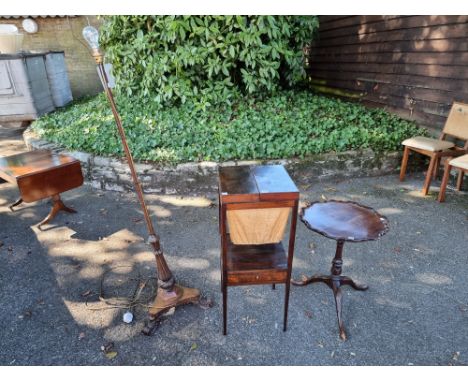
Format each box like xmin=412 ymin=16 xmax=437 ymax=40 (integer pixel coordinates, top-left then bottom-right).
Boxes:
xmin=0 ymin=61 xmax=15 ymax=96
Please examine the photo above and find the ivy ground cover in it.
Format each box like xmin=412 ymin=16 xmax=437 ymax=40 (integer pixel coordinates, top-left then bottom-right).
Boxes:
xmin=31 ymin=90 xmax=425 ymax=164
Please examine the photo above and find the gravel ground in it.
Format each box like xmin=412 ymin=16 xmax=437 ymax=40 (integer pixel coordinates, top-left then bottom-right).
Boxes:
xmin=1 ymin=126 xmax=467 ymax=365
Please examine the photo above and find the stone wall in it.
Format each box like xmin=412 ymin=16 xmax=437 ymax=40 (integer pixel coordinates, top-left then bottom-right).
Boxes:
xmin=23 ymin=128 xmax=429 ymax=195
xmin=0 ymin=16 xmax=103 ymax=99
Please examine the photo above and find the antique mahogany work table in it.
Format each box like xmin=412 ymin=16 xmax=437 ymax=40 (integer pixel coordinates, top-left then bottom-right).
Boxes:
xmin=292 ymin=200 xmax=389 ymax=340
xmin=0 ymin=150 xmax=83 ymax=228
xmin=218 ymin=165 xmax=299 ymax=335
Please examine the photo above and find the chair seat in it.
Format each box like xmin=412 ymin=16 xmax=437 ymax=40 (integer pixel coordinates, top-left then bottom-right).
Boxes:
xmin=449 ymin=154 xmax=468 ymax=170
xmin=402 ymin=136 xmax=455 ymax=152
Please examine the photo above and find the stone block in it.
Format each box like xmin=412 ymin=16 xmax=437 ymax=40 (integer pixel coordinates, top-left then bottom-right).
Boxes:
xmin=135 ymin=163 xmax=154 ymax=173
xmin=92 ymin=156 xmax=112 ymax=167
xmin=63 ymin=150 xmax=91 ymax=164
xmin=176 ymin=162 xmax=199 ymax=173
xmin=104 ymin=183 xmax=124 ymax=192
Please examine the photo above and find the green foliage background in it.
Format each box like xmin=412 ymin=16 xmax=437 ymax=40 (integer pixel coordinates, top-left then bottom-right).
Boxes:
xmin=32 ymin=15 xmax=426 ymax=164
xmin=100 ymin=16 xmax=319 ymax=107
xmin=32 ymin=91 xmax=425 ymax=164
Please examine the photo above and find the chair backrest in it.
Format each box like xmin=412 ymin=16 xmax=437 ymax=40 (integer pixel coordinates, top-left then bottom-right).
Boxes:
xmin=443 ymin=102 xmax=468 ymax=141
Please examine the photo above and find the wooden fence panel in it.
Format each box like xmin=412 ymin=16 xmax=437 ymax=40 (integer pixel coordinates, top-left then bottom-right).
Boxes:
xmin=308 ymin=15 xmax=468 ymax=130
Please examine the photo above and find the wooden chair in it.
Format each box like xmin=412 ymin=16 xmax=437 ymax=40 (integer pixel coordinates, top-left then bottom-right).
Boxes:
xmin=438 ymin=154 xmax=468 ymax=202
xmin=399 ymin=102 xmax=468 ymax=195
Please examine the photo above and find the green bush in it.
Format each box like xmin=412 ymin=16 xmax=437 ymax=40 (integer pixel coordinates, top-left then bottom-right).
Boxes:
xmin=31 ymin=91 xmax=425 ymax=164
xmin=99 ymin=16 xmax=319 ymax=107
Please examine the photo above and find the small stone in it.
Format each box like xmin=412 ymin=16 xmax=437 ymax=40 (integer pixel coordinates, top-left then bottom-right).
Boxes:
xmin=123 ymin=311 xmax=133 ymax=323
xmin=101 ymin=342 xmax=114 ymax=353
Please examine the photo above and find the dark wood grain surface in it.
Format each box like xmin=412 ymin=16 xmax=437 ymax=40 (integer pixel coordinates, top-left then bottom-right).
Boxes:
xmin=218 ymin=165 xmax=259 ymax=203
xmin=301 ymin=200 xmax=389 ymax=242
xmin=0 ymin=150 xmax=83 ymax=202
xmin=253 ymin=165 xmax=299 ymax=201
xmin=0 ymin=150 xmax=78 ymax=183
xmin=218 ymin=165 xmax=299 ymax=204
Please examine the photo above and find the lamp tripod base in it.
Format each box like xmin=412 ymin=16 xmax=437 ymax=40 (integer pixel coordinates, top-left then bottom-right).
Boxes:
xmin=142 ymin=284 xmax=200 ymax=335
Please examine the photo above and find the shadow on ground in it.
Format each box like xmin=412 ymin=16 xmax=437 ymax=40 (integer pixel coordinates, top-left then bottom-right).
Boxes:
xmin=1 ymin=163 xmax=467 ymax=365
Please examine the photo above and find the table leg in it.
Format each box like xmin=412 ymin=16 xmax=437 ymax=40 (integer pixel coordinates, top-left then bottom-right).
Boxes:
xmin=37 ymin=194 xmax=77 ymax=229
xmin=331 ymin=240 xmax=346 ymax=340
xmin=340 ymin=275 xmax=368 ymax=291
xmin=9 ymin=197 xmax=23 ymax=211
xmin=332 ymin=280 xmax=346 ymax=340
xmin=292 ymin=240 xmax=367 ymax=340
xmin=222 ymin=283 xmax=227 ymax=335
xmin=291 ymin=274 xmax=331 ymax=287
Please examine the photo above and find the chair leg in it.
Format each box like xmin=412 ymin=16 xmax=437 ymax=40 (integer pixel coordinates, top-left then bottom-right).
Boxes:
xmin=438 ymin=162 xmax=452 ymax=203
xmin=272 ymin=284 xmax=276 ymax=290
xmin=399 ymin=146 xmax=410 ymax=181
xmin=456 ymin=169 xmax=464 ymax=191
xmin=222 ymin=284 xmax=227 ymax=335
xmin=433 ymin=157 xmax=441 ymax=180
xmin=422 ymin=155 xmax=437 ymax=196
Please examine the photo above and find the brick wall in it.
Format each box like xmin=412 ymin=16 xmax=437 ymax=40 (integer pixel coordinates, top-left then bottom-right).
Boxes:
xmin=0 ymin=16 xmax=103 ymax=99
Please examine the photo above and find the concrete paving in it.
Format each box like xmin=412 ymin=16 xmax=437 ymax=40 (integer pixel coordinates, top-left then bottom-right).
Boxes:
xmin=0 ymin=126 xmax=467 ymax=365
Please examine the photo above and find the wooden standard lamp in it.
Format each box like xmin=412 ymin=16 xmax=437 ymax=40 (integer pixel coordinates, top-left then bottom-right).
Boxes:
xmin=82 ymin=26 xmax=200 ymax=334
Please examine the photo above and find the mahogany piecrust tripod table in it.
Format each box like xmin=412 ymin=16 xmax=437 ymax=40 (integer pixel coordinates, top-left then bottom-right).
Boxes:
xmin=0 ymin=150 xmax=83 ymax=228
xmin=292 ymin=200 xmax=389 ymax=340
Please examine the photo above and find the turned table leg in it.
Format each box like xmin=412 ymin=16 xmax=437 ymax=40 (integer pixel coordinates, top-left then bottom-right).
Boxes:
xmin=292 ymin=239 xmax=368 ymax=340
xmin=331 ymin=240 xmax=347 ymax=340
xmin=9 ymin=197 xmax=23 ymax=211
xmin=37 ymin=194 xmax=77 ymax=229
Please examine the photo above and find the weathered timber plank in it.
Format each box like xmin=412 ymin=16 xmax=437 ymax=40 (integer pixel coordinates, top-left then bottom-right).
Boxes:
xmin=310 ymin=38 xmax=468 ymax=54
xmin=309 ymin=77 xmax=468 ymax=105
xmin=360 ymin=100 xmax=448 ymax=128
xmin=309 ymin=70 xmax=468 ymax=92
xmin=317 ymin=24 xmax=468 ymax=47
xmin=319 ymin=16 xmax=404 ymax=31
xmin=319 ymin=15 xmax=468 ymax=39
xmin=310 ymin=51 xmax=468 ymax=66
xmin=310 ymin=62 xmax=468 ymax=79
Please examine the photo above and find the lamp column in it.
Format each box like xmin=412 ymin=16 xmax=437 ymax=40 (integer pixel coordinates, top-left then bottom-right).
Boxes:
xmin=82 ymin=26 xmax=200 ymax=334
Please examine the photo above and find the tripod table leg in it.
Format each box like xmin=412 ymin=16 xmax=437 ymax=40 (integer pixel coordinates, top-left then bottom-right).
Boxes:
xmin=37 ymin=194 xmax=77 ymax=229
xmin=332 ymin=281 xmax=346 ymax=341
xmin=9 ymin=198 xmax=23 ymax=211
